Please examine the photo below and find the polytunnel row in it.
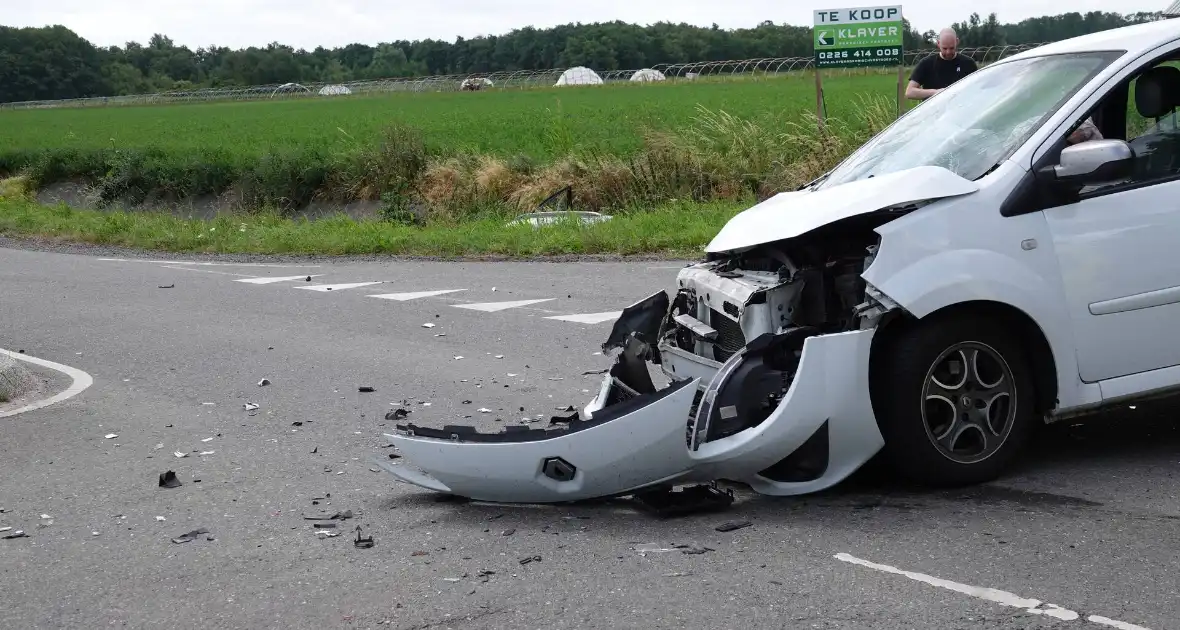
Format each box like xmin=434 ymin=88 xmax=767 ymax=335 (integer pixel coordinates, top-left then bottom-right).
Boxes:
xmin=0 ymin=44 xmax=1045 ymax=109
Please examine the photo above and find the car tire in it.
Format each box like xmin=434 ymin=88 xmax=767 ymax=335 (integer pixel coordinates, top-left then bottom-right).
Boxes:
xmin=871 ymin=312 xmax=1037 ymax=488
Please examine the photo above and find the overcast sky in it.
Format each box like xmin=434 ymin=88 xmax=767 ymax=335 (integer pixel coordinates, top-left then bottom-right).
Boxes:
xmin=7 ymin=0 xmax=1164 ymax=50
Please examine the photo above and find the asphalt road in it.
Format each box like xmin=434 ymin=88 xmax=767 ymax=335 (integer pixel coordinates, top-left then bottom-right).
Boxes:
xmin=0 ymin=242 xmax=1176 ymax=630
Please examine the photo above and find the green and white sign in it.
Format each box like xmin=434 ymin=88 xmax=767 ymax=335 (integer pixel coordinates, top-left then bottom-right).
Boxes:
xmin=813 ymin=5 xmax=904 ymax=68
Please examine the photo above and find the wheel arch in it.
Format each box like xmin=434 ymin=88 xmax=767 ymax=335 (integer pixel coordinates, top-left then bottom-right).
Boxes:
xmin=872 ymin=300 xmax=1059 ymax=418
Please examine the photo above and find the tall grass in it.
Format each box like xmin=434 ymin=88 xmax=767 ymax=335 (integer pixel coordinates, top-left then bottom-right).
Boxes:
xmin=0 ymin=87 xmax=897 ymax=222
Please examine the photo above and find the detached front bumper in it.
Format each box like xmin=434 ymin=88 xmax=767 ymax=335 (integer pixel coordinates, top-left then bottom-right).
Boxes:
xmin=376 ymin=292 xmax=884 ymax=503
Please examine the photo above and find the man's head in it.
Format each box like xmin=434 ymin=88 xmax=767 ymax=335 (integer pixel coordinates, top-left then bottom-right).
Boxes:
xmin=937 ymin=28 xmax=958 ymax=60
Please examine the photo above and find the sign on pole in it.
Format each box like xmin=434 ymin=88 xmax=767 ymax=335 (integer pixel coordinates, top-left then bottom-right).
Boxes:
xmin=813 ymin=5 xmax=904 ymax=69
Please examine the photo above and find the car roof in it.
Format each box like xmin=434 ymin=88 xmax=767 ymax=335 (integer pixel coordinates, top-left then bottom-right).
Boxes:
xmin=1003 ymin=18 xmax=1180 ymax=62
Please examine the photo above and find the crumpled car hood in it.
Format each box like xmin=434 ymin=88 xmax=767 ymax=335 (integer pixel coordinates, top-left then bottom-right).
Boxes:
xmin=705 ymin=165 xmax=979 ymax=254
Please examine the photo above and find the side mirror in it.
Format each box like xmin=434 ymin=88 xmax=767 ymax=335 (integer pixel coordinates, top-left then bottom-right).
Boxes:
xmin=1043 ymin=139 xmax=1134 ymax=184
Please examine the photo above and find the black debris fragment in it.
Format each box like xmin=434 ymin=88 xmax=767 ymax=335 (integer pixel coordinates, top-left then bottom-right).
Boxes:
xmin=3 ymin=530 xmax=28 ymax=539
xmin=679 ymin=545 xmax=715 ymax=555
xmin=354 ymin=526 xmax=375 ymax=549
xmin=582 ymin=369 xmax=609 ymax=375
xmin=549 ymin=410 xmax=580 ymax=426
xmin=519 ymin=555 xmax=542 ymax=565
xmin=158 ymin=284 xmax=175 ymax=289
xmin=358 ymin=386 xmax=375 ymax=393
xmin=388 ymin=453 xmax=401 ymax=460
xmin=158 ymin=471 xmax=182 ymax=489
xmin=303 ymin=510 xmax=354 ymax=521
xmin=258 ymin=378 xmax=271 ymax=387
xmin=501 ymin=528 xmax=515 ymax=537
xmin=311 ymin=446 xmax=318 ymax=454
xmin=305 ymin=276 xmax=312 ymax=282
xmin=385 ymin=408 xmax=410 ymax=421
xmin=292 ymin=421 xmax=303 ymax=427
xmin=171 ymin=528 xmax=210 ymax=544
xmin=715 ymin=520 xmax=753 ymax=533
xmin=632 ymin=485 xmax=735 ymax=518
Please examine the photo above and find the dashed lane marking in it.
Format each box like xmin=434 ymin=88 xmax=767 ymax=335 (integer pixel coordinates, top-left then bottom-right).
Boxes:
xmin=452 ymin=298 xmax=556 ymax=313
xmin=834 ymin=553 xmax=1152 ymax=628
xmin=0 ymin=348 xmax=95 ymax=418
xmin=294 ymin=281 xmax=385 ymax=292
xmin=368 ymin=289 xmax=467 ymax=301
xmin=544 ymin=312 xmax=622 ymax=324
xmin=235 ymin=275 xmax=325 ymax=284
xmin=98 ymin=258 xmax=320 ymax=268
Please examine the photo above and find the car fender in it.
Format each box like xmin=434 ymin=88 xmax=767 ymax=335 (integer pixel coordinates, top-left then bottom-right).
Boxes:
xmin=863 ymin=213 xmax=1092 ymax=410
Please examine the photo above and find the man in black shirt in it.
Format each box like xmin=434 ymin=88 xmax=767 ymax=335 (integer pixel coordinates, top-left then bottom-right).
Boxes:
xmin=906 ymin=28 xmax=979 ymax=101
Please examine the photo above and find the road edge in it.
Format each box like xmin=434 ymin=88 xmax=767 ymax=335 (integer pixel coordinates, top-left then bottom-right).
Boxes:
xmin=0 ymin=348 xmax=94 ymax=417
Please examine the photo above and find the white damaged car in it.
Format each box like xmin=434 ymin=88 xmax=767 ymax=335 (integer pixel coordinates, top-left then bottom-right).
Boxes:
xmin=377 ymin=20 xmax=1180 ymax=503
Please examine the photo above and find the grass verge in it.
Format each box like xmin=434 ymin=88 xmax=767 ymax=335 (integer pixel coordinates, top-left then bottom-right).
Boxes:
xmin=0 ymin=196 xmax=746 ymax=257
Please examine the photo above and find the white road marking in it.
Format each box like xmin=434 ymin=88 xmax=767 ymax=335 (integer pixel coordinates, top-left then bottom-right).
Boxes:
xmin=0 ymin=348 xmax=95 ymax=418
xmin=545 ymin=311 xmax=622 ymax=324
xmin=452 ymin=298 xmax=556 ymax=312
xmin=368 ymin=289 xmax=467 ymax=301
xmin=834 ymin=553 xmax=1152 ymax=628
xmin=1087 ymin=616 xmax=1152 ymax=630
xmin=294 ymin=282 xmax=384 ymax=292
xmin=98 ymin=258 xmax=320 ymax=268
xmin=235 ymin=275 xmax=324 ymax=284
xmin=159 ymin=265 xmax=256 ymax=277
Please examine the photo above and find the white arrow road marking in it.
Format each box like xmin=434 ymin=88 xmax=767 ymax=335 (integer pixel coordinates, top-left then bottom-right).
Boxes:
xmin=834 ymin=553 xmax=1152 ymax=628
xmin=545 ymin=312 xmax=622 ymax=324
xmin=295 ymin=282 xmax=385 ymax=292
xmin=236 ymin=275 xmax=324 ymax=284
xmin=0 ymin=349 xmax=94 ymax=418
xmin=452 ymin=299 xmax=556 ymax=312
xmin=368 ymin=289 xmax=468 ymax=301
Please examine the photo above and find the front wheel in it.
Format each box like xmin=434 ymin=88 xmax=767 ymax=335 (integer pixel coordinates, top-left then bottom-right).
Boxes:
xmin=871 ymin=313 xmax=1037 ymax=487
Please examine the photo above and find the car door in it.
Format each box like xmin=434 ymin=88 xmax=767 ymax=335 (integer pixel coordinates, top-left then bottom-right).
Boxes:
xmin=1043 ymin=63 xmax=1180 ymax=383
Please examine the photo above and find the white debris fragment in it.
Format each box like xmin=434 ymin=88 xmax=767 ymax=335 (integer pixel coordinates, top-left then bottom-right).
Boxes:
xmin=454 ymin=356 xmax=464 ymax=360
xmin=336 ymin=471 xmax=345 ymax=475
xmin=243 ymin=403 xmax=260 ymax=411
xmin=443 ymin=578 xmax=462 ymax=582
xmin=92 ymin=531 xmax=100 ymax=536
xmin=201 ymin=437 xmax=214 ymax=443
xmin=0 ymin=527 xmax=10 ymax=533
xmin=478 ymin=408 xmax=492 ymax=414
xmin=508 ymin=373 xmax=518 ymax=377
xmin=154 ymin=443 xmax=165 ymax=450
xmin=422 ymin=323 xmax=436 ymax=328
xmin=435 ymin=333 xmax=446 ymax=337
xmin=199 ymin=451 xmax=215 ymax=456
xmin=104 ymin=434 xmax=118 ymax=439
xmin=40 ymin=514 xmax=51 ymax=519
xmin=491 ymin=287 xmax=497 ymax=292
xmin=316 ymin=530 xmax=339 ymax=538
xmin=495 ymin=355 xmax=504 ymax=359
xmin=156 ymin=516 xmax=166 ymax=521
xmin=201 ymin=402 xmax=215 ymax=406
xmin=174 ymin=451 xmax=188 ymax=458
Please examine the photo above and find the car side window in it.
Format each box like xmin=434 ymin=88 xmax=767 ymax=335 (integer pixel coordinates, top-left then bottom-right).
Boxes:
xmin=1074 ymin=60 xmax=1180 ymax=196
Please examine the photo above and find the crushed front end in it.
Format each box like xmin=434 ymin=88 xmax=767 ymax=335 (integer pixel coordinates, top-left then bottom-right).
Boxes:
xmin=376 ymin=216 xmax=905 ymax=503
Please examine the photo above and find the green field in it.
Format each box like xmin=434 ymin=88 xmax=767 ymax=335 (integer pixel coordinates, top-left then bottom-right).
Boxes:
xmin=0 ymin=74 xmax=896 ymax=161
xmin=0 ymin=73 xmax=900 ymax=255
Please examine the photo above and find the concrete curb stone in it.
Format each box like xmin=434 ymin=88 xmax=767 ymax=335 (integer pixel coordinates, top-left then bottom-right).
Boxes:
xmin=0 ymin=352 xmax=35 ymax=402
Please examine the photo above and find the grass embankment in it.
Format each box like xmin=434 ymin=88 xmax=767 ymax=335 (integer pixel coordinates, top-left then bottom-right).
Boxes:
xmin=0 ymin=74 xmax=899 ymax=255
xmin=0 ymin=192 xmax=743 ymax=257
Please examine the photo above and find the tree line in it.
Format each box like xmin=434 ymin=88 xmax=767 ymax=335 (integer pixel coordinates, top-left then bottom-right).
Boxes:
xmin=0 ymin=10 xmax=1161 ymax=103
